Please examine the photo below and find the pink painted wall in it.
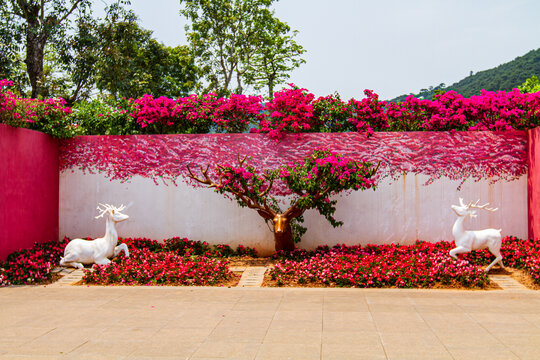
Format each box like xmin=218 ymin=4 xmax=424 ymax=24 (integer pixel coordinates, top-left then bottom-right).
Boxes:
xmin=0 ymin=124 xmax=59 ymax=260
xmin=528 ymin=127 xmax=540 ymax=240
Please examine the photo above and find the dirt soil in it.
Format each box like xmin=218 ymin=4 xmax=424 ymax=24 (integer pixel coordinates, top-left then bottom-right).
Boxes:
xmin=262 ymin=274 xmax=503 ymax=290
xmin=227 ymin=257 xmax=276 ymax=267
xmin=75 ymin=272 xmax=242 ymax=287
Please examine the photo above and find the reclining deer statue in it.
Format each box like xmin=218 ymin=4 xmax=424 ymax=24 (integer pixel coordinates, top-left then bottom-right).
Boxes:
xmin=60 ymin=204 xmax=130 ymax=269
xmin=450 ymin=198 xmax=503 ymax=272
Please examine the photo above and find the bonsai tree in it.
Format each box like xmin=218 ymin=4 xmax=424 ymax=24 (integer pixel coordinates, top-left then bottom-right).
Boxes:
xmin=187 ymin=149 xmax=379 ymax=252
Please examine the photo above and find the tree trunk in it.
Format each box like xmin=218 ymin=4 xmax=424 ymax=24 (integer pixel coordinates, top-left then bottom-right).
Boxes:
xmin=25 ymin=23 xmax=47 ymax=98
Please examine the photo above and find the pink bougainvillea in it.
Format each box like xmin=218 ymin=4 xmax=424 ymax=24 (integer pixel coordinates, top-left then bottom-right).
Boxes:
xmin=252 ymin=85 xmax=315 ymax=140
xmin=131 ymin=93 xmax=264 ymax=134
xmin=0 ymin=79 xmax=75 ymax=138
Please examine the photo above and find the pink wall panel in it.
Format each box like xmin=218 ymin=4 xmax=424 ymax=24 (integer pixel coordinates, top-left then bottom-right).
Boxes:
xmin=528 ymin=128 xmax=540 ymax=240
xmin=0 ymin=124 xmax=59 ymax=260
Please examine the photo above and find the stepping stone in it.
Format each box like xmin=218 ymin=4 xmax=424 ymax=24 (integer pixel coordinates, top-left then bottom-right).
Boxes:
xmin=489 ymin=275 xmax=529 ymax=290
xmin=237 ymin=266 xmax=267 ymax=287
xmin=48 ymin=269 xmax=86 ymax=287
xmin=229 ymin=266 xmax=246 ymax=272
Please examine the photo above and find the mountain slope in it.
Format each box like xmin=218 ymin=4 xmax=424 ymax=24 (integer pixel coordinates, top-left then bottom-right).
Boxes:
xmin=390 ymin=48 xmax=540 ymax=102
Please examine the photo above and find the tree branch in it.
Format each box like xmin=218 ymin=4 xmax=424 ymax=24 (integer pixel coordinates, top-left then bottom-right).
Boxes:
xmin=57 ymin=0 xmax=84 ymax=25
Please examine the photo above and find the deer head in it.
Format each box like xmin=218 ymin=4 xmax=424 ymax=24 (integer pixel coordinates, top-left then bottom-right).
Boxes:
xmin=451 ymin=198 xmax=498 ymax=218
xmin=95 ymin=204 xmax=129 ymax=223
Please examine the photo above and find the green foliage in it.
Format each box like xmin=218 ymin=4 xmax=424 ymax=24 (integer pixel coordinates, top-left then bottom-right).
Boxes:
xmin=391 ymin=48 xmax=540 ymax=101
xmin=518 ymin=75 xmax=540 ymax=94
xmin=242 ymin=17 xmax=305 ymax=99
xmin=276 ymin=149 xmax=378 ymax=227
xmin=311 ymin=93 xmax=355 ymax=132
xmin=69 ymin=97 xmax=139 ymax=135
xmin=180 ymin=0 xmax=304 ymax=97
xmin=0 ymin=0 xmax=92 ymax=98
xmin=95 ymin=4 xmax=198 ymax=99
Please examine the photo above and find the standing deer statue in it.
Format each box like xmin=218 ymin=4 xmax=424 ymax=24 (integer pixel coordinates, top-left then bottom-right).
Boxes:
xmin=450 ymin=198 xmax=503 ymax=272
xmin=60 ymin=204 xmax=130 ymax=269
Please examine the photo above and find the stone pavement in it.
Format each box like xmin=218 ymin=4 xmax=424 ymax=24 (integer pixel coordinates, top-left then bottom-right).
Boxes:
xmin=1 ymin=286 xmax=540 ymax=359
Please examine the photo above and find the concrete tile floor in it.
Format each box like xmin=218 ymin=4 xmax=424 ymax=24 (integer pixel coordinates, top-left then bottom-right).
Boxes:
xmin=0 ymin=286 xmax=539 ymax=359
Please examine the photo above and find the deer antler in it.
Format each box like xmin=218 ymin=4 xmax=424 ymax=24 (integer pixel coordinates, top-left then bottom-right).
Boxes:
xmin=186 ymin=164 xmax=223 ymax=189
xmin=371 ymin=160 xmax=381 ymax=176
xmin=469 ymin=200 xmax=498 ymax=212
xmin=95 ymin=203 xmax=111 ymax=219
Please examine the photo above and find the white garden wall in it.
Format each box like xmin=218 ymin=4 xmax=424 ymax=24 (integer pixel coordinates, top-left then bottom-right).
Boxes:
xmin=59 ymin=170 xmax=527 ymax=256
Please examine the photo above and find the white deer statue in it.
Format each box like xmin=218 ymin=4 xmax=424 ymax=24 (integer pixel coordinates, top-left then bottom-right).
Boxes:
xmin=450 ymin=198 xmax=503 ymax=272
xmin=60 ymin=204 xmax=130 ymax=269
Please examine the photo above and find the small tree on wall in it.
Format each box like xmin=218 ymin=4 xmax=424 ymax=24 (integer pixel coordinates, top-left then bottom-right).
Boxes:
xmin=187 ymin=149 xmax=379 ymax=252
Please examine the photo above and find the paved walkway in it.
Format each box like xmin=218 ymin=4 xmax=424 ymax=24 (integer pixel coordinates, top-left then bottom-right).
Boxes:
xmin=0 ymin=286 xmax=539 ymax=359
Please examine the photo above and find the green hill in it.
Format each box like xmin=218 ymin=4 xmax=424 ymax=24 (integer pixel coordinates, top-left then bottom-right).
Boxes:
xmin=390 ymin=48 xmax=540 ymax=102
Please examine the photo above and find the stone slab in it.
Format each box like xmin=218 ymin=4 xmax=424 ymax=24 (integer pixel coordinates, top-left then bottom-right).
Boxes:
xmin=1 ymin=286 xmax=540 ymax=359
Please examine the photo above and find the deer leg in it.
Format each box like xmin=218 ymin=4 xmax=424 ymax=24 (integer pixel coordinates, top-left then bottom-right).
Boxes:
xmin=449 ymin=246 xmax=470 ymax=259
xmin=60 ymin=259 xmax=84 ymax=269
xmin=485 ymin=246 xmax=504 ymax=273
xmin=60 ymin=255 xmax=84 ymax=269
xmin=94 ymin=257 xmax=111 ymax=266
xmin=114 ymin=243 xmax=130 ymax=258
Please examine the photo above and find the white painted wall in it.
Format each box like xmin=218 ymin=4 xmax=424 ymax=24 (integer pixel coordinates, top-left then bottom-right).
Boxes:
xmin=59 ymin=170 xmax=527 ymax=256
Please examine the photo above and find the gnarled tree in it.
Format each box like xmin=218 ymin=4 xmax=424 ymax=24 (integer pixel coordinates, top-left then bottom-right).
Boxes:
xmin=187 ymin=149 xmax=379 ymax=252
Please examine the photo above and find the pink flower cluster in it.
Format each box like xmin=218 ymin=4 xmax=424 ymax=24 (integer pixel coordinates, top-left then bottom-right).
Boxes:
xmin=0 ymin=79 xmax=74 ymax=137
xmin=132 ymin=93 xmax=263 ymax=133
xmin=252 ymin=85 xmax=315 ymax=140
xmin=254 ymin=87 xmax=540 ymax=139
xmin=82 ymin=236 xmax=257 ymax=285
xmin=461 ymin=236 xmax=540 ymax=283
xmin=269 ymin=237 xmax=540 ymax=288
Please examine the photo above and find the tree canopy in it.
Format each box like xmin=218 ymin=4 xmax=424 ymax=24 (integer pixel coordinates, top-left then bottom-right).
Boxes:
xmin=180 ymin=0 xmax=305 ymax=98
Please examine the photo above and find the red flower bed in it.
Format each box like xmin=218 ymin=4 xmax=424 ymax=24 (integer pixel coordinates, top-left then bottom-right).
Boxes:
xmin=269 ymin=237 xmax=540 ymax=288
xmin=82 ymin=249 xmax=232 ymax=286
xmin=0 ymin=239 xmax=67 ymax=286
xmin=81 ymin=237 xmax=257 ymax=286
xmin=269 ymin=242 xmax=489 ymax=288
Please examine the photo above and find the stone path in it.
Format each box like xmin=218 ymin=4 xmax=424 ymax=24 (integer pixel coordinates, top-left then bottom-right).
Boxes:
xmin=237 ymin=266 xmax=267 ymax=287
xmin=48 ymin=267 xmax=85 ymax=287
xmin=489 ymin=274 xmax=529 ymax=291
xmin=1 ymin=286 xmax=540 ymax=359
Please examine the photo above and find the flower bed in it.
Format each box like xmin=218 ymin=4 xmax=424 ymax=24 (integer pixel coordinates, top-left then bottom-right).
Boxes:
xmin=266 ymin=237 xmax=540 ymax=289
xmin=2 ymin=236 xmax=539 ymax=289
xmin=0 ymin=239 xmax=67 ymax=286
xmin=81 ymin=237 xmax=257 ymax=286
xmin=82 ymin=249 xmax=233 ymax=286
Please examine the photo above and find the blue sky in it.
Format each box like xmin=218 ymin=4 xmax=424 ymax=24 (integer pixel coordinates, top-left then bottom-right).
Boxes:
xmin=95 ymin=0 xmax=540 ymax=100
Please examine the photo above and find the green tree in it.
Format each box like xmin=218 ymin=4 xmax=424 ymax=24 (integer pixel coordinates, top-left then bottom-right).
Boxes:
xmin=180 ymin=0 xmax=304 ymax=96
xmin=53 ymin=14 xmax=101 ymax=104
xmin=0 ymin=0 xmax=91 ymax=98
xmin=518 ymin=75 xmax=540 ymax=93
xmin=95 ymin=4 xmax=198 ymax=99
xmin=243 ymin=17 xmax=305 ymax=99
